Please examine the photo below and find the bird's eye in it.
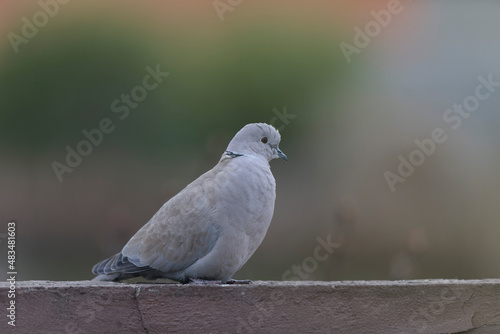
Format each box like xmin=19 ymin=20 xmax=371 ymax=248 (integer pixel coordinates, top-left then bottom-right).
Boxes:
xmin=261 ymin=137 xmax=268 ymax=144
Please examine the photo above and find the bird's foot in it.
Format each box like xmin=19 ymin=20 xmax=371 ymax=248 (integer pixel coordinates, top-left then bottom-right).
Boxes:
xmin=188 ymin=278 xmax=224 ymax=284
xmin=187 ymin=278 xmax=253 ymax=284
xmin=225 ymin=278 xmax=252 ymax=284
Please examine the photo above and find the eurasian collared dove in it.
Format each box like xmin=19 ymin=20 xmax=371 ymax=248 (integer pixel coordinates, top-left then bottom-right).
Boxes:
xmin=92 ymin=123 xmax=286 ymax=283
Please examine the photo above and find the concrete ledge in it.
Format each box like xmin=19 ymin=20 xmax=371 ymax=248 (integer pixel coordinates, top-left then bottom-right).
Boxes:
xmin=1 ymin=279 xmax=500 ymax=333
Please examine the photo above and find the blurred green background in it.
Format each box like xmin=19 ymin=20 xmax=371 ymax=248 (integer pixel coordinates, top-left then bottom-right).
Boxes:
xmin=1 ymin=0 xmax=499 ymax=281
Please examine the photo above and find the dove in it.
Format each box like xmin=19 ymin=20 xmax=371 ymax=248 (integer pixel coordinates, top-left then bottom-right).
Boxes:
xmin=92 ymin=123 xmax=287 ymax=283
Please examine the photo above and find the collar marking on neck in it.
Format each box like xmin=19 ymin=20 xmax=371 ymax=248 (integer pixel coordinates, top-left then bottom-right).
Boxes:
xmin=225 ymin=150 xmax=245 ymax=158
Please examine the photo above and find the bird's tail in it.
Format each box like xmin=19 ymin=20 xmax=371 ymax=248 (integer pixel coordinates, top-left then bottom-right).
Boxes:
xmin=91 ymin=252 xmax=155 ymax=281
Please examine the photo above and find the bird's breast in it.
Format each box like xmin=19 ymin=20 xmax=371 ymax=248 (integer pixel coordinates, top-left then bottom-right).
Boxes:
xmin=210 ymin=158 xmax=276 ymax=262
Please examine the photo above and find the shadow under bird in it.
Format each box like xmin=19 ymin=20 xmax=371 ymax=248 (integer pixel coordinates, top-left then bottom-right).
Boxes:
xmin=92 ymin=123 xmax=287 ymax=283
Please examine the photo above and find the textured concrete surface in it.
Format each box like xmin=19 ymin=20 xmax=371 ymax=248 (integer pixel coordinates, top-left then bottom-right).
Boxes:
xmin=1 ymin=280 xmax=500 ymax=333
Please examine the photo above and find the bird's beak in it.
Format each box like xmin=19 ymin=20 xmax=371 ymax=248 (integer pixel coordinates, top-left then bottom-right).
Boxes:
xmin=276 ymin=147 xmax=288 ymax=161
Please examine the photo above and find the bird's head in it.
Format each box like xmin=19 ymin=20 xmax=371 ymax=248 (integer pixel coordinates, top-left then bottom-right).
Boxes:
xmin=226 ymin=123 xmax=287 ymax=162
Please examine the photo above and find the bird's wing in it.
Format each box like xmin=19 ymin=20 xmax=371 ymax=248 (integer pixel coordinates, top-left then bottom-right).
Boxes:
xmin=121 ymin=169 xmax=221 ymax=274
